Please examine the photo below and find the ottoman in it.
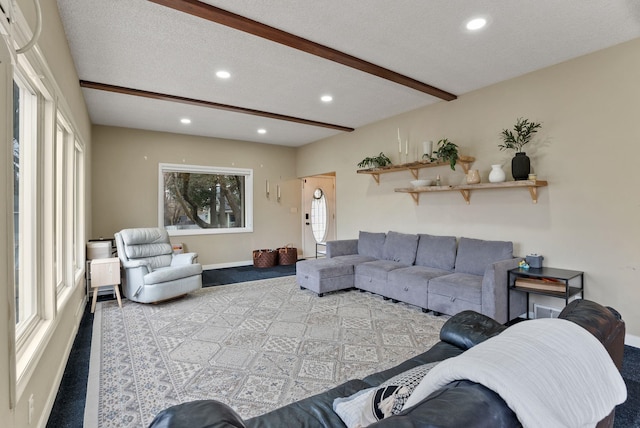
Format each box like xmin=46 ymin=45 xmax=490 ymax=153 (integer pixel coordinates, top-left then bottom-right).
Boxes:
xmin=296 ymin=258 xmax=355 ymax=297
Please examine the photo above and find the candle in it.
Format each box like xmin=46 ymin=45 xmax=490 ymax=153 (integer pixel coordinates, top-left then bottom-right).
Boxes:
xmin=266 ymin=180 xmax=270 ymax=196
xmin=423 ymin=141 xmax=433 ymax=157
xmin=398 ymin=128 xmax=401 ymax=153
xmin=405 ymin=139 xmax=408 ymax=155
xmin=277 ymin=185 xmax=281 ymax=199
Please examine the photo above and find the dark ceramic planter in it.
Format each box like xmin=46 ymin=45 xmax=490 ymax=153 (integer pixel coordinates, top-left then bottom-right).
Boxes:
xmin=511 ymin=152 xmax=530 ymax=180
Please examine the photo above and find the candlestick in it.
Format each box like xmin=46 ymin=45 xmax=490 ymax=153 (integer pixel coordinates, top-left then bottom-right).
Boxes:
xmin=423 ymin=141 xmax=433 ymax=159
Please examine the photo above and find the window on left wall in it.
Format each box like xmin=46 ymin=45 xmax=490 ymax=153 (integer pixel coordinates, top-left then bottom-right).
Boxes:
xmin=13 ymin=74 xmax=37 ymax=333
xmin=12 ymin=55 xmax=86 ymax=383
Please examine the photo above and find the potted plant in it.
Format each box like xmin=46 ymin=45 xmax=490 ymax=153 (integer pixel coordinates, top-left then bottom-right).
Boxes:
xmin=357 ymin=152 xmax=392 ymax=169
xmin=499 ymin=118 xmax=542 ymax=180
xmin=423 ymin=138 xmax=459 ymax=171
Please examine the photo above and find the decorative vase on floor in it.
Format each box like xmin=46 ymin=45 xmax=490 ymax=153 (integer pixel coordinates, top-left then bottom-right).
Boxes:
xmin=511 ymin=152 xmax=530 ymax=180
xmin=489 ymin=164 xmax=506 ymax=183
xmin=466 ymin=169 xmax=481 ymax=184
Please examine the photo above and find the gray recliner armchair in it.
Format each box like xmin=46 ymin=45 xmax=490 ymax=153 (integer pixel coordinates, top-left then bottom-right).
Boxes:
xmin=114 ymin=228 xmax=202 ymax=303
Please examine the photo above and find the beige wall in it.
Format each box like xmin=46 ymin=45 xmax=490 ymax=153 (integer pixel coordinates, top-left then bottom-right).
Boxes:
xmin=91 ymin=126 xmax=302 ymax=266
xmin=1 ymin=1 xmax=93 ymax=427
xmin=297 ymin=38 xmax=640 ymax=338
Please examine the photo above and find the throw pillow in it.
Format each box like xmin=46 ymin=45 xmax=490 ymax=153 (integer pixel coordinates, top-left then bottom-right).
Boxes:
xmin=333 ymin=362 xmax=439 ymax=428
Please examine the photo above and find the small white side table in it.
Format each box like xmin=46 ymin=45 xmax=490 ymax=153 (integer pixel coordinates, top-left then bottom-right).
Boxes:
xmin=90 ymin=257 xmax=122 ymax=313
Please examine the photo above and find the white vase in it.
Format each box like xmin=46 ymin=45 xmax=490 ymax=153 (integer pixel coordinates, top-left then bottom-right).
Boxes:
xmin=489 ymin=164 xmax=506 ymax=183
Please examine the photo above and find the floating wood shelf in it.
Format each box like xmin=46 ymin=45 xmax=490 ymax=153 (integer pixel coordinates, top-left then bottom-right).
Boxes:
xmin=394 ymin=180 xmax=549 ymax=205
xmin=357 ymin=156 xmax=475 ymax=184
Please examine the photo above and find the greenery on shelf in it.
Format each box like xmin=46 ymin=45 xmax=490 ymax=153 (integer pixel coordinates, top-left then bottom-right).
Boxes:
xmin=423 ymin=138 xmax=459 ymax=170
xmin=499 ymin=117 xmax=542 ymax=152
xmin=357 ymin=152 xmax=392 ymax=169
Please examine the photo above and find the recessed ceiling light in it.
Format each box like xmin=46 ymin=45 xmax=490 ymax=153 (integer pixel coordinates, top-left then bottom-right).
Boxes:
xmin=180 ymin=118 xmax=191 ymax=124
xmin=321 ymin=95 xmax=333 ymax=103
xmin=466 ymin=17 xmax=487 ymax=31
xmin=257 ymin=128 xmax=267 ymax=134
xmin=216 ymin=70 xmax=231 ymax=79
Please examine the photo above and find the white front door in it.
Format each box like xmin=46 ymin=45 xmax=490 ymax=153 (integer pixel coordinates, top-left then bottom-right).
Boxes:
xmin=301 ymin=175 xmax=336 ymax=258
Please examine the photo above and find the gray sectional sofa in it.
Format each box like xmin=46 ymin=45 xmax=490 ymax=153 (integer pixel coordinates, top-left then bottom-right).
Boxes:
xmin=296 ymin=231 xmax=526 ymax=324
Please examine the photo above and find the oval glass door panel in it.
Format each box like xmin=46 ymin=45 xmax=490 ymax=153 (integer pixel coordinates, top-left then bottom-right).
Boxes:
xmin=311 ymin=188 xmax=327 ymax=243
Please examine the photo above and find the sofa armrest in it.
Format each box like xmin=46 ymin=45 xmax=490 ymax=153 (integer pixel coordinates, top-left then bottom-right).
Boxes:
xmin=559 ymin=299 xmax=626 ymax=370
xmin=120 ymin=258 xmax=151 ymax=272
xmin=145 ymin=264 xmax=202 ymax=285
xmin=439 ymin=310 xmax=506 ymax=350
xmin=326 ymin=239 xmax=358 ymax=258
xmin=481 ymin=257 xmax=523 ymax=324
xmin=171 ymin=252 xmax=198 ymax=266
xmin=148 ymin=400 xmax=246 ymax=428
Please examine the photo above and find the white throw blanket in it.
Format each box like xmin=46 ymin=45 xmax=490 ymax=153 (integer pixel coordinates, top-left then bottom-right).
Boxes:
xmin=402 ymin=318 xmax=627 ymax=428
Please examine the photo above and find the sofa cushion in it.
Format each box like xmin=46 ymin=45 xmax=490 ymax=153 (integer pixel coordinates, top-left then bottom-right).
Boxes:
xmin=454 ymin=237 xmax=513 ymax=276
xmin=415 ymin=234 xmax=457 ymax=271
xmin=390 ymin=265 xmax=451 ymax=281
xmin=428 ymin=273 xmax=483 ymax=304
xmin=332 ymin=254 xmax=377 ymax=266
xmin=382 ymin=231 xmax=419 ymax=265
xmin=356 ymin=260 xmax=407 ymax=281
xmin=297 ymin=258 xmax=354 ymax=278
xmin=358 ymin=231 xmax=386 ymax=259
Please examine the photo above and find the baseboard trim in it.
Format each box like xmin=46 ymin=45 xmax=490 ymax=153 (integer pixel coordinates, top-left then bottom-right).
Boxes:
xmin=625 ymin=334 xmax=640 ymax=348
xmin=202 ymin=260 xmax=253 ymax=270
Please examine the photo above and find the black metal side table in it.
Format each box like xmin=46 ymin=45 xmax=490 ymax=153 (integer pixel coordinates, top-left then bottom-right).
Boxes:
xmin=507 ymin=267 xmax=584 ymax=322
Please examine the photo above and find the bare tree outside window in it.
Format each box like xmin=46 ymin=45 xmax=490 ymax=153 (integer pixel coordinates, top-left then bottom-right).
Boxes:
xmin=159 ymin=164 xmax=253 ymax=235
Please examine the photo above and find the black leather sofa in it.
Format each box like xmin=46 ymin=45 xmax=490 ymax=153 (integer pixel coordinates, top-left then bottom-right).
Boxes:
xmin=148 ymin=299 xmax=625 ymax=428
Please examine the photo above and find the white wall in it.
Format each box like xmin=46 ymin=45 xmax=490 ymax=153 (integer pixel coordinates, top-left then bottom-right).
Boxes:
xmin=297 ymin=38 xmax=640 ymax=338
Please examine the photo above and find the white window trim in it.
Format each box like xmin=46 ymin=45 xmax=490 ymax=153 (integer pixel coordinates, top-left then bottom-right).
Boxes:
xmin=8 ymin=1 xmax=88 ymax=403
xmin=158 ymin=163 xmax=254 ymax=236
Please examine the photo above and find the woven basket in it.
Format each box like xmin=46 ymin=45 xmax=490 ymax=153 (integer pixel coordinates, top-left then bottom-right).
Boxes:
xmin=277 ymin=244 xmax=298 ymax=266
xmin=253 ymin=249 xmax=277 ymax=268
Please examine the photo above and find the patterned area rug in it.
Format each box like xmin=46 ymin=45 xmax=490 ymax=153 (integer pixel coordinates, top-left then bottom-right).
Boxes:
xmin=85 ymin=276 xmax=448 ymax=427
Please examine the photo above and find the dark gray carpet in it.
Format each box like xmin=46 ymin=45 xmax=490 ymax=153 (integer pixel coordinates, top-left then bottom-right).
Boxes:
xmin=202 ymin=263 xmax=296 ymax=286
xmin=616 ymin=345 xmax=640 ymax=427
xmin=46 ymin=264 xmax=639 ymax=427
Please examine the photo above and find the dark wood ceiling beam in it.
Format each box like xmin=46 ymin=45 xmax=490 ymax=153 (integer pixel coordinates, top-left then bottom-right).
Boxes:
xmin=79 ymin=80 xmax=355 ymax=132
xmin=148 ymin=0 xmax=457 ymax=101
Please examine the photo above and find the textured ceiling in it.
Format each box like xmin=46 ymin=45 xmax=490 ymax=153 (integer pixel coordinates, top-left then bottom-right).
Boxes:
xmin=56 ymin=0 xmax=640 ymax=146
